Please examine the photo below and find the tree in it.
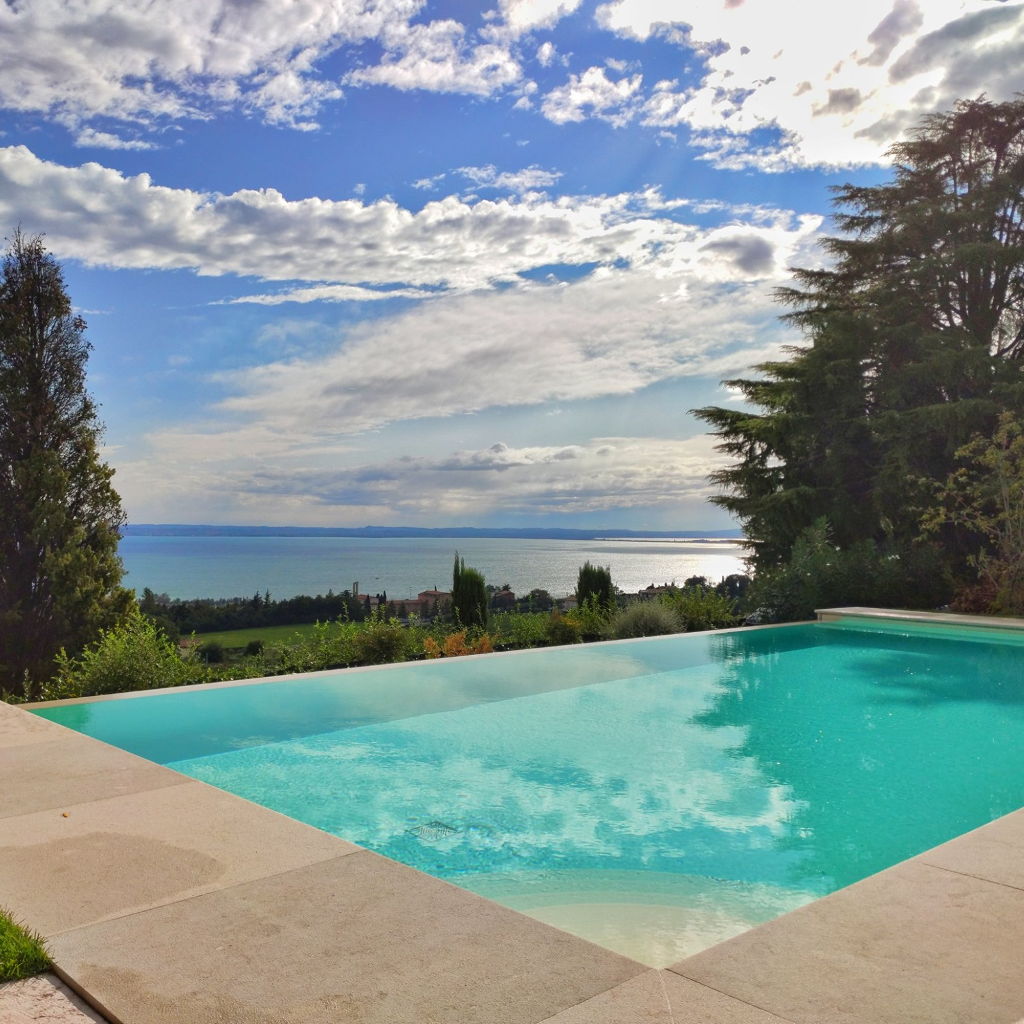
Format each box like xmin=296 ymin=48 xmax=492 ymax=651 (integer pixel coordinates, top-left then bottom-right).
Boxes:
xmin=925 ymin=412 xmax=1024 ymax=614
xmin=575 ymin=561 xmax=614 ymax=610
xmin=451 ymin=552 xmax=487 ymax=627
xmin=695 ymin=97 xmax=1024 ymax=575
xmin=0 ymin=231 xmax=131 ymax=698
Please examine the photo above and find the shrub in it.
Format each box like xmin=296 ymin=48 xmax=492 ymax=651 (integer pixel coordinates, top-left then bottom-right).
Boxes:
xmin=353 ymin=616 xmax=409 ymax=665
xmin=244 ymin=639 xmax=264 ymax=656
xmin=749 ymin=519 xmax=951 ymax=622
xmin=545 ymin=611 xmax=581 ymax=646
xmin=424 ymin=630 xmax=495 ymax=658
xmin=573 ymin=595 xmax=613 ymax=641
xmin=490 ymin=611 xmax=549 ymax=649
xmin=198 ymin=641 xmax=225 ymax=664
xmin=612 ymin=602 xmax=679 ymax=638
xmin=662 ymin=586 xmax=738 ymax=632
xmin=43 ymin=607 xmax=208 ymax=699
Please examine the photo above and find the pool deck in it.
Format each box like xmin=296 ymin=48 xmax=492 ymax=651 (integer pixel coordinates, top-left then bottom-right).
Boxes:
xmin=4 ymin=611 xmax=1024 ymax=1023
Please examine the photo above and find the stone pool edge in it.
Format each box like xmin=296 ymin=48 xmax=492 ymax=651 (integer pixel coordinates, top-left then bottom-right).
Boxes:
xmin=4 ymin=608 xmax=1024 ymax=1023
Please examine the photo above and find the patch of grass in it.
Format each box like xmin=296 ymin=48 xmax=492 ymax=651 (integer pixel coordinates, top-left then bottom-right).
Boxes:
xmin=192 ymin=622 xmax=324 ymax=649
xmin=0 ymin=908 xmax=51 ymax=981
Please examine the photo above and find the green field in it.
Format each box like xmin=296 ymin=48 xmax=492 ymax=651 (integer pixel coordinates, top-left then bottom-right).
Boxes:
xmin=194 ymin=622 xmax=323 ymax=648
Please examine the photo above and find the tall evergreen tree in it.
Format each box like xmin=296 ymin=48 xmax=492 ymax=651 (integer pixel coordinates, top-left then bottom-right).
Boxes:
xmin=450 ymin=552 xmax=487 ymax=627
xmin=696 ymin=97 xmax=1024 ymax=573
xmin=575 ymin=561 xmax=614 ymax=609
xmin=0 ymin=232 xmax=131 ymax=698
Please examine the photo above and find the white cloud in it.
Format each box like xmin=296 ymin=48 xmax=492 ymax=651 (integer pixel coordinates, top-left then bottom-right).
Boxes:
xmin=541 ymin=66 xmax=643 ymax=126
xmin=0 ymin=146 xmax=814 ymax=293
xmin=536 ymin=41 xmax=558 ymax=66
xmin=73 ymin=128 xmax=157 ymax=151
xmin=594 ymin=0 xmax=1024 ymax=167
xmin=345 ymin=19 xmax=522 ymax=95
xmin=200 ymin=251 xmax=807 ymax=443
xmin=221 ymin=284 xmax=437 ymax=306
xmin=457 ymin=164 xmax=563 ymax=192
xmin=497 ymin=0 xmax=584 ymax=35
xmin=0 ymin=0 xmax=425 ymax=132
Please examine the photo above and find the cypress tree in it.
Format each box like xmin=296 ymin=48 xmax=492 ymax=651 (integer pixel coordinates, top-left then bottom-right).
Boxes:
xmin=0 ymin=231 xmax=131 ymax=698
xmin=451 ymin=552 xmax=487 ymax=627
xmin=575 ymin=561 xmax=614 ymax=610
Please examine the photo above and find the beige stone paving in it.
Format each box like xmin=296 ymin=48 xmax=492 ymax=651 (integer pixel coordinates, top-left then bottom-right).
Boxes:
xmin=0 ymin=973 xmax=109 ymax=1024
xmin=917 ymin=806 xmax=1024 ymax=890
xmin=0 ymin=730 xmax=183 ymax=821
xmin=0 ymin=780 xmax=357 ymax=935
xmin=538 ymin=969 xmax=795 ymax=1023
xmin=48 ymin=851 xmax=645 ymax=1024
xmin=671 ymin=857 xmax=1024 ymax=1024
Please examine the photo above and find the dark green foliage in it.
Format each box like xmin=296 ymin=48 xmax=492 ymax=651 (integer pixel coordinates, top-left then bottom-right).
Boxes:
xmin=575 ymin=561 xmax=614 ymax=609
xmin=925 ymin=412 xmax=1024 ymax=614
xmin=0 ymin=232 xmax=132 ymax=698
xmin=748 ymin=520 xmax=951 ymax=622
xmin=198 ymin=640 xmax=225 ymax=664
xmin=522 ymin=588 xmax=553 ymax=612
xmin=143 ymin=588 xmax=365 ymax=634
xmin=695 ymin=98 xmax=1024 ymax=581
xmin=451 ymin=552 xmax=488 ymax=627
xmin=715 ymin=574 xmax=752 ymax=604
xmin=0 ymin=908 xmax=51 ymax=981
xmin=244 ymin=639 xmax=264 ymax=656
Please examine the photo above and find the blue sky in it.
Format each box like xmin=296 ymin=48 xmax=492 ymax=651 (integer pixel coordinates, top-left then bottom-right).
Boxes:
xmin=1 ymin=0 xmax=1020 ymax=529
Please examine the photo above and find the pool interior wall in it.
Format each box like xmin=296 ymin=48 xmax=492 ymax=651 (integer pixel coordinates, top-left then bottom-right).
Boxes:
xmin=31 ymin=615 xmax=1024 ymax=967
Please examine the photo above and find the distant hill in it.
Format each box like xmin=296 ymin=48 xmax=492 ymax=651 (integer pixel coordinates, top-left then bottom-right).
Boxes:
xmin=123 ymin=524 xmax=744 ymax=541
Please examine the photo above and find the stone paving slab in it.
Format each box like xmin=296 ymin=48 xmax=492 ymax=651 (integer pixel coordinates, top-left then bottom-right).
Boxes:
xmin=0 ymin=973 xmax=109 ymax=1023
xmin=538 ymin=969 xmax=795 ymax=1023
xmin=49 ymin=850 xmax=646 ymax=1024
xmin=917 ymin=807 xmax=1024 ymax=891
xmin=671 ymin=859 xmax=1024 ymax=1024
xmin=0 ymin=779 xmax=357 ymax=935
xmin=0 ymin=717 xmax=183 ymax=821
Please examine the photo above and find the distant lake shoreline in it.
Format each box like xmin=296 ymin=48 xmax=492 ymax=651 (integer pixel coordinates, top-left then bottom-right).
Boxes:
xmin=119 ymin=534 xmax=749 ymax=602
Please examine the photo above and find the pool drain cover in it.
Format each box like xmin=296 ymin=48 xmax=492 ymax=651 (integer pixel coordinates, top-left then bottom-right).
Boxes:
xmin=407 ymin=820 xmax=459 ymax=841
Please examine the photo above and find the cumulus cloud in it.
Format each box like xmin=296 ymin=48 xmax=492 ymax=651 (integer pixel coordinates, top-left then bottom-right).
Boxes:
xmin=0 ymin=146 xmax=813 ymax=293
xmin=495 ymin=0 xmax=585 ymax=35
xmin=344 ymin=19 xmax=522 ymax=95
xmin=0 ymin=0 xmax=424 ymax=131
xmin=542 ymin=65 xmax=643 ymax=126
xmin=591 ymin=0 xmax=1024 ymax=167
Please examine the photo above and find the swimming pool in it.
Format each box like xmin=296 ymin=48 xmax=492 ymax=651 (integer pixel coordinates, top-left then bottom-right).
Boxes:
xmin=32 ymin=616 xmax=1024 ymax=966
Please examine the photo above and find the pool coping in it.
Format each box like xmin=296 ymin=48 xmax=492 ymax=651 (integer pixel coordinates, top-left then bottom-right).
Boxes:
xmin=3 ymin=608 xmax=1024 ymax=1022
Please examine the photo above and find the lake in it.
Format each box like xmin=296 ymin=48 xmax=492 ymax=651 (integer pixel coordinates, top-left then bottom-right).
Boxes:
xmin=119 ymin=535 xmax=748 ymax=601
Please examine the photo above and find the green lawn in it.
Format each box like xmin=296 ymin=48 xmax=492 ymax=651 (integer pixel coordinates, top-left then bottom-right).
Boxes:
xmin=193 ymin=622 xmax=323 ymax=648
xmin=0 ymin=909 xmax=51 ymax=982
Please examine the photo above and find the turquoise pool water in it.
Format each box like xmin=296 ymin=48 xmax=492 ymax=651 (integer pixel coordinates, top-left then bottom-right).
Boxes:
xmin=33 ymin=619 xmax=1024 ymax=965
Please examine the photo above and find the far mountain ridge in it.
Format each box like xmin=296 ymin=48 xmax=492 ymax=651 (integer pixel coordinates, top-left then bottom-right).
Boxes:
xmin=123 ymin=524 xmax=743 ymax=541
